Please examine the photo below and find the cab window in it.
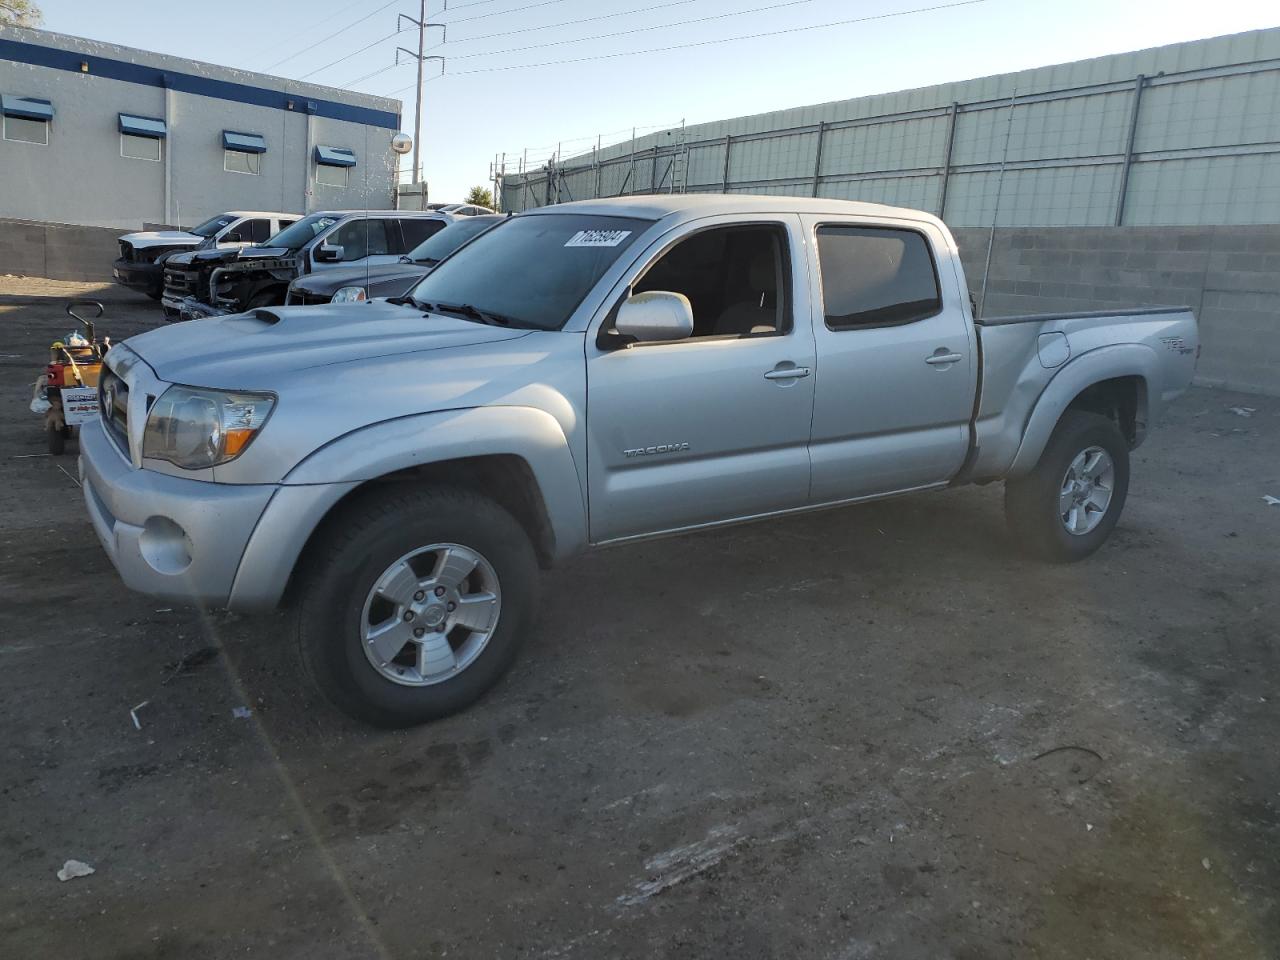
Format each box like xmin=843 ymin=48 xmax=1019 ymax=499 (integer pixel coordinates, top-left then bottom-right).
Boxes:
xmin=626 ymin=224 xmax=790 ymax=339
xmin=816 ymin=226 xmax=941 ymax=329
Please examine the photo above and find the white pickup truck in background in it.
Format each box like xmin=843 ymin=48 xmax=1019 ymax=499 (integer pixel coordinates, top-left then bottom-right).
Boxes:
xmin=82 ymin=195 xmax=1199 ymax=725
xmin=112 ymin=211 xmax=298 ymax=299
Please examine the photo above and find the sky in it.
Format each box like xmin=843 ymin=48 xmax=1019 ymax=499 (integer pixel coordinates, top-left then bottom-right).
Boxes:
xmin=27 ymin=0 xmax=1280 ymax=201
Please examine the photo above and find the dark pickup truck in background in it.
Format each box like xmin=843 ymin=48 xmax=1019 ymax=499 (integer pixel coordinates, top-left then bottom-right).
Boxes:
xmin=161 ymin=210 xmax=452 ymax=320
xmin=286 ymin=214 xmax=503 ymax=305
xmin=114 ymin=211 xmax=297 ymax=300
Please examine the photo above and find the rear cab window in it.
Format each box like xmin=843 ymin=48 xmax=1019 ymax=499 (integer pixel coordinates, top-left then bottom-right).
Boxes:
xmin=398 ymin=218 xmax=446 ymax=251
xmin=815 ymin=225 xmax=941 ymax=329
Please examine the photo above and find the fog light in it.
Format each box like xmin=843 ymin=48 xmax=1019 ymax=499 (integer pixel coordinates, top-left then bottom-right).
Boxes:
xmin=139 ymin=516 xmax=192 ymax=575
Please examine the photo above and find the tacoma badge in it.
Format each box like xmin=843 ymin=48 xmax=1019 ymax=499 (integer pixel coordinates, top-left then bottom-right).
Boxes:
xmin=623 ymin=442 xmax=691 ymax=458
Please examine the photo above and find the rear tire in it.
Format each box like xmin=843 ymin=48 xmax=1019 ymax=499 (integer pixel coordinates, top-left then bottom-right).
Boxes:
xmin=294 ymin=485 xmax=539 ymax=727
xmin=1005 ymin=410 xmax=1130 ymax=563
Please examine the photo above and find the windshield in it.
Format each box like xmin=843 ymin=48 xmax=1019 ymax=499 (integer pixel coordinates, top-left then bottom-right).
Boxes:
xmin=408 ymin=217 xmax=502 ymax=264
xmin=408 ymin=214 xmax=649 ymax=330
xmin=266 ymin=214 xmax=339 ymax=250
xmin=191 ymin=214 xmax=234 ymax=237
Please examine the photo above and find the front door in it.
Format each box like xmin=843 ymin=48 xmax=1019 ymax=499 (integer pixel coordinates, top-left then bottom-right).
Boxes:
xmin=586 ymin=216 xmax=817 ymax=543
xmin=800 ymin=216 xmax=977 ymax=503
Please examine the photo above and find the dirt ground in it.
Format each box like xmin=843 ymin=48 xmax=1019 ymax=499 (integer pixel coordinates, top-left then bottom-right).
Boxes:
xmin=1 ymin=276 xmax=1277 ymax=960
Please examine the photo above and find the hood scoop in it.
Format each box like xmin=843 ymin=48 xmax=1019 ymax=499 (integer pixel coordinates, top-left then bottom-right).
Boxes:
xmin=250 ymin=308 xmax=284 ymax=326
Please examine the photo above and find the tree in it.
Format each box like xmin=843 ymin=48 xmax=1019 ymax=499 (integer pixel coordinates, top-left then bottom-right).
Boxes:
xmin=0 ymin=1 xmax=43 ymax=26
xmin=465 ymin=186 xmax=494 ymax=209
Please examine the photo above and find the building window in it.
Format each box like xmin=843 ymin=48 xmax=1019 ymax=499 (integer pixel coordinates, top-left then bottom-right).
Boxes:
xmin=3 ymin=114 xmax=48 ymax=145
xmin=118 ymin=113 xmax=166 ymax=162
xmin=222 ymin=131 xmax=266 ymax=175
xmin=316 ymin=162 xmax=349 ymax=187
xmin=2 ymin=95 xmax=53 ymax=145
xmin=121 ymin=132 xmax=162 ymax=161
xmin=224 ymin=149 xmax=261 ymax=175
xmin=314 ymin=145 xmax=356 ymax=188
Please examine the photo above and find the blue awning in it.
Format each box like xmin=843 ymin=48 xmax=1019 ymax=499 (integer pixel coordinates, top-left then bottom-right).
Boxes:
xmin=119 ymin=113 xmax=167 ymax=138
xmin=223 ymin=130 xmax=267 ymax=153
xmin=314 ymin=145 xmax=356 ymax=167
xmin=2 ymin=95 xmax=54 ymax=121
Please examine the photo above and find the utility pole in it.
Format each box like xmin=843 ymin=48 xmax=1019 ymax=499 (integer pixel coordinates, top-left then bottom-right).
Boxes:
xmin=397 ymin=3 xmax=445 ymax=191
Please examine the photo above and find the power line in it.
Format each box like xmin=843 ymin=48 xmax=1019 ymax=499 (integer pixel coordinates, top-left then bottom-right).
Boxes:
xmin=441 ymin=0 xmax=574 ymax=27
xmin=264 ymin=0 xmax=405 ymax=71
xmin=339 ymin=42 xmax=444 ymax=88
xmin=338 ymin=0 xmax=696 ymax=88
xmin=448 ymin=0 xmax=841 ymax=62
xmin=243 ymin=0 xmax=375 ymax=65
xmin=383 ymin=0 xmax=986 ymax=91
xmin=297 ymin=26 xmax=408 ymax=80
xmin=447 ymin=0 xmax=696 ymax=45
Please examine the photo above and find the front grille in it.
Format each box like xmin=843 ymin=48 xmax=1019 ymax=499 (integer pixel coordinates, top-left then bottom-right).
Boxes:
xmin=290 ymin=290 xmax=332 ymax=306
xmin=98 ymin=368 xmax=129 ymax=454
xmin=163 ymin=268 xmax=200 ymax=299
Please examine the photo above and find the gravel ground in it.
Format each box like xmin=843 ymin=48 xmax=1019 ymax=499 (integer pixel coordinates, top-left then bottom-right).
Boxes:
xmin=1 ymin=278 xmax=1277 ymax=959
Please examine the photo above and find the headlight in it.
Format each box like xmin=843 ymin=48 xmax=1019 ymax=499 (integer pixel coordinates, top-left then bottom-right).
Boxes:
xmin=330 ymin=286 xmax=367 ymax=303
xmin=142 ymin=385 xmax=275 ymax=469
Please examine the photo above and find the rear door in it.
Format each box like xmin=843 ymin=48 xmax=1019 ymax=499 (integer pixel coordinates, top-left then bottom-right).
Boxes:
xmin=585 ymin=215 xmax=817 ymax=543
xmin=317 ymin=218 xmax=394 ymax=270
xmin=800 ymin=215 xmax=976 ymax=502
xmin=398 ymin=217 xmax=447 ymax=254
xmin=242 ymin=218 xmax=273 ymax=245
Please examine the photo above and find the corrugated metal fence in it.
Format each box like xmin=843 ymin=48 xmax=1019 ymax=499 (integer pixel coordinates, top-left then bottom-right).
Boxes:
xmin=497 ymin=29 xmax=1280 ymax=227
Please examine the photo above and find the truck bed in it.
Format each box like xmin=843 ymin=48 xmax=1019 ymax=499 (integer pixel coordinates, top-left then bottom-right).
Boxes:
xmin=965 ymin=305 xmax=1199 ymax=482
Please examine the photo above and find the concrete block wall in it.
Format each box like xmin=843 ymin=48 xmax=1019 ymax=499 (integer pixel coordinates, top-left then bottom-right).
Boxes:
xmin=954 ymin=225 xmax=1280 ymax=396
xmin=0 ymin=218 xmax=120 ymax=282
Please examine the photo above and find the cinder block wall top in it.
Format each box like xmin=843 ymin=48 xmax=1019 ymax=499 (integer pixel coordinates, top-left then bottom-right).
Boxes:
xmin=956 ymin=225 xmax=1280 ymax=396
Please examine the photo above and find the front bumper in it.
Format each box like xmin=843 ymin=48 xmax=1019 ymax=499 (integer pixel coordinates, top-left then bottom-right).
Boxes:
xmin=159 ymin=294 xmax=228 ymax=322
xmin=113 ymin=259 xmax=162 ymax=292
xmin=79 ymin=419 xmax=275 ymax=608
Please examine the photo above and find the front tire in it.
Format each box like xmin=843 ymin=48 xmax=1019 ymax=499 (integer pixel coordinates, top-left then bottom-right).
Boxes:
xmin=1005 ymin=410 xmax=1130 ymax=563
xmin=294 ymin=485 xmax=539 ymax=727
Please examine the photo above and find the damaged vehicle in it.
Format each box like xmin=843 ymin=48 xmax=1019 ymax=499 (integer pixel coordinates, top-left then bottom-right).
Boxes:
xmin=286 ymin=214 xmax=503 ymax=305
xmin=82 ymin=195 xmax=1199 ymax=727
xmin=161 ymin=209 xmax=450 ymax=320
xmin=113 ymin=211 xmax=297 ymax=300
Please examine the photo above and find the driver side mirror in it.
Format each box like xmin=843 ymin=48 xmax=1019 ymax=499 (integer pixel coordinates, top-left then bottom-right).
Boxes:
xmin=615 ymin=291 xmax=694 ymax=343
xmin=315 ymin=243 xmax=343 ymax=263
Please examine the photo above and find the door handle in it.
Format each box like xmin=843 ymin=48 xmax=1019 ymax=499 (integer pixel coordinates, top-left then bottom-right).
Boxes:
xmin=764 ymin=366 xmax=811 ymax=381
xmin=925 ymin=351 xmax=963 ymax=366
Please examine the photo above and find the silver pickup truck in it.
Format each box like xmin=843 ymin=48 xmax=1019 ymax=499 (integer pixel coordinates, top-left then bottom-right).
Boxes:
xmin=81 ymin=196 xmax=1199 ymax=726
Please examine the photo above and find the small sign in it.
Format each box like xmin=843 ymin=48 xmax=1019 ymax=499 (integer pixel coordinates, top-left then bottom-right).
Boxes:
xmin=564 ymin=229 xmax=631 ymax=248
xmin=61 ymin=387 xmax=99 ymax=425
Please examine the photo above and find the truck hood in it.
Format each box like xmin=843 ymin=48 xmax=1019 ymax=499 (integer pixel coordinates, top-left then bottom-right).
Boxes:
xmin=124 ymin=300 xmax=531 ymax=388
xmin=120 ymin=230 xmax=203 ymax=250
xmin=291 ymin=262 xmax=427 ymax=296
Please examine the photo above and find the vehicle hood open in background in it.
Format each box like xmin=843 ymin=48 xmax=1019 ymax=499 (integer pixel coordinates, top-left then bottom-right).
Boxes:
xmin=119 ymin=230 xmax=203 ymax=250
xmin=124 ymin=300 xmax=531 ymax=387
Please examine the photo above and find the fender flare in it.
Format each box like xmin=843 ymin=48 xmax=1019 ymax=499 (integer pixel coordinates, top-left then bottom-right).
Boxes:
xmin=227 ymin=406 xmax=587 ymax=612
xmin=1007 ymin=343 xmax=1159 ymax=478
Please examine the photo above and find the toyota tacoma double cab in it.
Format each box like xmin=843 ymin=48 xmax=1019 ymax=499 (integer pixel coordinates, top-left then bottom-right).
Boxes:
xmin=113 ymin=211 xmax=297 ymax=300
xmin=81 ymin=195 xmax=1199 ymax=726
